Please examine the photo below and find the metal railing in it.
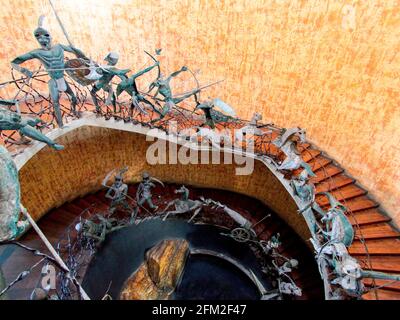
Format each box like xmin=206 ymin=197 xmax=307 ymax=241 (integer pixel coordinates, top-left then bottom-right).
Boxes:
xmin=1 ymin=68 xmax=398 ymax=300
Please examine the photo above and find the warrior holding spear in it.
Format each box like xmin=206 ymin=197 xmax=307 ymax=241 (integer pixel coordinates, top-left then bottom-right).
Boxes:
xmin=11 ymin=15 xmax=90 ymax=128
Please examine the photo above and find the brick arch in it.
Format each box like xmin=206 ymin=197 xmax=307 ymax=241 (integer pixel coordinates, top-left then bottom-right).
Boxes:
xmin=18 ymin=124 xmax=311 ymax=240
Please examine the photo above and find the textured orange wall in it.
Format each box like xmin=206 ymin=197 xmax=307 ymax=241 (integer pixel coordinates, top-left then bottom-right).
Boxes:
xmin=0 ymin=0 xmax=399 ymax=222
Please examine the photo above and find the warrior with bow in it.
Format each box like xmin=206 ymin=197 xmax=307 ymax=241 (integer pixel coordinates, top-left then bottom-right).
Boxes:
xmin=133 ymin=172 xmax=164 ymax=217
xmin=91 ymin=52 xmax=130 ymax=114
xmin=11 ymin=16 xmax=90 ymax=128
xmin=147 ymin=61 xmax=201 ymax=122
xmin=103 ymin=167 xmax=132 ymax=216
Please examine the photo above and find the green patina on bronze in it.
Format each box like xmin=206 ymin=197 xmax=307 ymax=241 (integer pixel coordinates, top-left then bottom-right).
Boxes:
xmin=0 ymin=100 xmax=64 ymax=151
xmin=91 ymin=52 xmax=130 ymax=113
xmin=0 ymin=146 xmax=28 ymax=242
xmin=11 ymin=16 xmax=88 ymax=127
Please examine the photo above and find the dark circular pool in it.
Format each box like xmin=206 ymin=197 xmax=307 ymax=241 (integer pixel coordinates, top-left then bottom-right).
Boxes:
xmin=174 ymin=254 xmax=259 ymax=300
xmin=82 ymin=219 xmax=271 ymax=300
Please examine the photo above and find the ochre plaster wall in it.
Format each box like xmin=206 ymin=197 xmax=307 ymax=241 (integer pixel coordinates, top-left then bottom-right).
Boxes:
xmin=18 ymin=126 xmax=310 ymax=241
xmin=0 ymin=1 xmax=399 ymax=222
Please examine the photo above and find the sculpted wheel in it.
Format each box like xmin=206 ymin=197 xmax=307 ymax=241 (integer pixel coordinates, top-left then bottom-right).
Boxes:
xmin=231 ymin=227 xmax=251 ymax=243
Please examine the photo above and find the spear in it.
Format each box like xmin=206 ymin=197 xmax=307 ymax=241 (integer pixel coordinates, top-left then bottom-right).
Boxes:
xmin=48 ymin=0 xmax=74 ymax=47
xmin=22 ymin=207 xmax=90 ymax=300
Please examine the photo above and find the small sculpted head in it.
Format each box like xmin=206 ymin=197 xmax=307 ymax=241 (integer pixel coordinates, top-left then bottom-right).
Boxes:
xmin=104 ymin=52 xmax=119 ymax=66
xmin=142 ymin=171 xmax=150 ymax=181
xmin=34 ymin=16 xmax=51 ymax=49
xmin=114 ymin=177 xmax=123 ymax=188
xmin=297 ymin=128 xmax=306 ymax=143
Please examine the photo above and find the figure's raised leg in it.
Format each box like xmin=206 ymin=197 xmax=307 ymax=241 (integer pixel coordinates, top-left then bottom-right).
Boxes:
xmin=188 ymin=206 xmax=202 ymax=223
xmin=90 ymin=86 xmax=101 ymax=114
xmin=163 ymin=209 xmax=183 ymax=221
xmin=48 ymin=79 xmax=63 ymax=128
xmin=139 ymin=97 xmax=159 ymax=116
xmin=111 ymin=92 xmax=118 ymax=114
xmin=130 ymin=96 xmax=143 ymax=118
xmin=150 ymin=100 xmax=173 ymax=123
xmin=146 ymin=197 xmax=158 ymax=211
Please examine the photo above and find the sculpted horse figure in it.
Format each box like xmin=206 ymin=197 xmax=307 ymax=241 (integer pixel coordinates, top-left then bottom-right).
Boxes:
xmin=162 ymin=186 xmax=204 ymax=222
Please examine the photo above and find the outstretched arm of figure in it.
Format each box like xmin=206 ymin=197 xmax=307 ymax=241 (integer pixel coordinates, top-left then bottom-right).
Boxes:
xmin=117 ymin=73 xmax=128 ymax=82
xmin=166 ymin=66 xmax=188 ymax=82
xmin=148 ymin=82 xmax=160 ymax=97
xmin=132 ymin=62 xmax=159 ymax=81
xmin=105 ymin=187 xmax=115 ymax=200
xmin=312 ymin=201 xmax=326 ymax=217
xmin=61 ymin=45 xmax=89 ymax=60
xmin=11 ymin=52 xmax=36 ymax=78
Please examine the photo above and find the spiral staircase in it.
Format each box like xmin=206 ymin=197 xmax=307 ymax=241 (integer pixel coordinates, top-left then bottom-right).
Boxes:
xmin=0 ymin=98 xmax=400 ymax=300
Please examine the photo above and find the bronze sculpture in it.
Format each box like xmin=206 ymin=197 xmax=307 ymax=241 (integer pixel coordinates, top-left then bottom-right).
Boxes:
xmin=91 ymin=52 xmax=130 ymax=114
xmin=116 ymin=53 xmax=159 ymax=118
xmin=11 ymin=16 xmax=89 ymax=128
xmin=0 ymin=99 xmax=64 ymax=150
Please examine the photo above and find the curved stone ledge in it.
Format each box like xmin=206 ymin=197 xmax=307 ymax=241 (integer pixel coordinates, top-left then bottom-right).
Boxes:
xmin=15 ymin=113 xmax=311 ymax=241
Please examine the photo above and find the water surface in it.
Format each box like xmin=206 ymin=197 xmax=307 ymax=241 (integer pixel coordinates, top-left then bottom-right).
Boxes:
xmin=82 ymin=219 xmax=270 ymax=299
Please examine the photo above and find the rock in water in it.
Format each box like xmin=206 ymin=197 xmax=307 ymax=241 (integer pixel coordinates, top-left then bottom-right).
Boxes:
xmin=120 ymin=263 xmax=161 ymax=300
xmin=120 ymin=239 xmax=189 ymax=300
xmin=146 ymin=239 xmax=189 ymax=291
xmin=0 ymin=146 xmax=21 ymax=242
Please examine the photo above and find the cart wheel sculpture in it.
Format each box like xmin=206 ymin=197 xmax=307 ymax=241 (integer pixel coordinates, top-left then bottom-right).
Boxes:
xmin=231 ymin=227 xmax=251 ymax=243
